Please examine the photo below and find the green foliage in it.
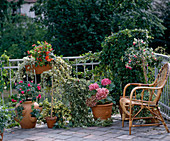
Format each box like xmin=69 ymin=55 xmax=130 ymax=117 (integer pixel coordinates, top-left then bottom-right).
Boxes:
xmin=100 ymin=29 xmax=151 ymax=102
xmin=64 ymin=78 xmax=91 ymax=127
xmin=15 ymin=104 xmax=24 ymax=121
xmin=31 ymin=0 xmax=165 ymax=56
xmin=31 ymin=0 xmax=114 ymax=56
xmin=0 ymin=99 xmax=15 ymax=134
xmin=0 ymin=52 xmax=12 ymax=95
xmin=0 ymin=15 xmax=47 ymax=59
xmin=151 ymin=0 xmax=170 ymax=53
xmin=41 ymin=98 xmax=72 ymax=128
xmin=30 ymin=105 xmax=41 ymax=118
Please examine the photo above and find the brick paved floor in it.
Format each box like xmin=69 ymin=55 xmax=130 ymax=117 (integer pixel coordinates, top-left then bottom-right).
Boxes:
xmin=3 ymin=115 xmax=170 ymax=141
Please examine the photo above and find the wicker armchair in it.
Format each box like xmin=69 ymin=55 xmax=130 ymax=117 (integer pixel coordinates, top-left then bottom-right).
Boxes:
xmin=120 ymin=63 xmax=170 ymax=135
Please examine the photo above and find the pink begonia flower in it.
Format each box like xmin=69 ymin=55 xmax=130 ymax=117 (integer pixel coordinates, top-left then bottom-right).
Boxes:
xmin=126 ymin=66 xmax=128 ymax=69
xmin=37 ymin=86 xmax=41 ymax=90
xmin=134 ymin=55 xmax=137 ymax=58
xmin=19 ymin=100 xmax=23 ymax=104
xmin=27 ymin=89 xmax=30 ymax=92
xmin=38 ymin=84 xmax=40 ymax=86
xmin=101 ymin=78 xmax=111 ymax=86
xmin=89 ymin=83 xmax=99 ymax=91
xmin=128 ymin=60 xmax=131 ymax=63
xmin=36 ymin=94 xmax=41 ymax=99
xmin=19 ymin=88 xmax=22 ymax=90
xmin=15 ymin=83 xmax=17 ymax=86
xmin=155 ymin=58 xmax=157 ymax=61
xmin=12 ymin=99 xmax=17 ymax=102
xmin=21 ymin=91 xmax=24 ymax=94
xmin=133 ymin=42 xmax=135 ymax=45
xmin=143 ymin=49 xmax=146 ymax=52
xmin=19 ymin=81 xmax=23 ymax=84
xmin=152 ymin=52 xmax=154 ymax=55
xmin=96 ymin=88 xmax=109 ymax=100
xmin=31 ymin=80 xmax=33 ymax=83
xmin=129 ymin=67 xmax=132 ymax=70
xmin=28 ymin=83 xmax=31 ymax=87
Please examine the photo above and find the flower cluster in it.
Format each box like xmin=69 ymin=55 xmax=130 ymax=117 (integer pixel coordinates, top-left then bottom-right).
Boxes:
xmin=12 ymin=81 xmax=42 ymax=103
xmin=86 ymin=78 xmax=114 ymax=107
xmin=27 ymin=41 xmax=55 ymax=66
xmin=124 ymin=38 xmax=157 ymax=70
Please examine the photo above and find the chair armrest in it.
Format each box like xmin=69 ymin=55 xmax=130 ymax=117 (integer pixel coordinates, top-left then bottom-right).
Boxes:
xmin=129 ymin=86 xmax=162 ymax=104
xmin=123 ymin=83 xmax=151 ymax=97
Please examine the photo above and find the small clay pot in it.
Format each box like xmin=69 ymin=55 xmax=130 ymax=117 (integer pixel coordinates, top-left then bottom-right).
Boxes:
xmin=46 ymin=117 xmax=57 ymax=128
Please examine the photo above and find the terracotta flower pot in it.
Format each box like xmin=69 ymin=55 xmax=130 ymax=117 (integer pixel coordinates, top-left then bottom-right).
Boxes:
xmin=91 ymin=103 xmax=113 ymax=120
xmin=25 ymin=64 xmax=52 ymax=74
xmin=0 ymin=132 xmax=3 ymax=141
xmin=15 ymin=101 xmax=41 ymax=129
xmin=46 ymin=117 xmax=57 ymax=128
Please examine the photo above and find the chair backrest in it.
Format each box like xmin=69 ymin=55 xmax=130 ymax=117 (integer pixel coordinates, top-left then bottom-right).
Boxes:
xmin=152 ymin=63 xmax=170 ymax=103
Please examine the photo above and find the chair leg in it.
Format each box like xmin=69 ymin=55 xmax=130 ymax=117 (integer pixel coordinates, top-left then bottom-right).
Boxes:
xmin=156 ymin=107 xmax=169 ymax=133
xmin=129 ymin=119 xmax=132 ymax=135
xmin=122 ymin=112 xmax=125 ymax=127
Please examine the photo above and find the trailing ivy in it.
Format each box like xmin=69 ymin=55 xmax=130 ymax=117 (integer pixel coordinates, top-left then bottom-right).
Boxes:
xmin=63 ymin=78 xmax=91 ymax=127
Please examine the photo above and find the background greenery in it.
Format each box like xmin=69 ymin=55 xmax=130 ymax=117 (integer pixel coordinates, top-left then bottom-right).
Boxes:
xmin=0 ymin=0 xmax=169 ymax=58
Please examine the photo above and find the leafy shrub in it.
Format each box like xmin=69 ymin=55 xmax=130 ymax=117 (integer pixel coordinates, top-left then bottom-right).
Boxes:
xmin=63 ymin=78 xmax=91 ymax=127
xmin=100 ymin=29 xmax=151 ymax=103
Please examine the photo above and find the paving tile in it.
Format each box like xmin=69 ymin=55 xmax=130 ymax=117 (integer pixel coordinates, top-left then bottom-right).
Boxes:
xmin=72 ymin=132 xmax=90 ymax=137
xmin=102 ymin=133 xmax=120 ymax=138
xmin=117 ymin=134 xmax=135 ymax=140
xmin=83 ymin=134 xmax=110 ymax=141
xmin=66 ymin=136 xmax=84 ymax=141
xmin=105 ymin=138 xmax=124 ymax=141
xmin=90 ymin=130 xmax=108 ymax=136
xmin=147 ymin=134 xmax=166 ymax=139
xmin=53 ymin=134 xmax=72 ymax=140
xmin=162 ymin=135 xmax=170 ymax=141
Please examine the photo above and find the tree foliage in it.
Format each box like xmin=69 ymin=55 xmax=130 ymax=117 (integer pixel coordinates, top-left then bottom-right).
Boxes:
xmin=32 ymin=0 xmax=165 ymax=56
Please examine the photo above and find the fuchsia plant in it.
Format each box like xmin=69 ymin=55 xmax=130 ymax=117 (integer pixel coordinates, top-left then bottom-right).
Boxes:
xmin=124 ymin=38 xmax=158 ymax=83
xmin=86 ymin=78 xmax=114 ymax=107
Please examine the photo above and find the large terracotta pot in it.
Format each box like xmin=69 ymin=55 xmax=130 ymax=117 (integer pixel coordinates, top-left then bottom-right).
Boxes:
xmin=46 ymin=117 xmax=57 ymax=128
xmin=25 ymin=64 xmax=52 ymax=74
xmin=0 ymin=132 xmax=3 ymax=141
xmin=15 ymin=101 xmax=41 ymax=129
xmin=91 ymin=103 xmax=113 ymax=120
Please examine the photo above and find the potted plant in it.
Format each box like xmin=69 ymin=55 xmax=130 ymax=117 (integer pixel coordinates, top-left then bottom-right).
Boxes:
xmin=86 ymin=78 xmax=115 ymax=120
xmin=41 ymin=98 xmax=71 ymax=128
xmin=13 ymin=80 xmax=42 ymax=129
xmin=0 ymin=99 xmax=13 ymax=141
xmin=25 ymin=41 xmax=55 ymax=74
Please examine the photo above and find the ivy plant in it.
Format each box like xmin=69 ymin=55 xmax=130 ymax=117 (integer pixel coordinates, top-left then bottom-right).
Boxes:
xmin=63 ymin=78 xmax=91 ymax=127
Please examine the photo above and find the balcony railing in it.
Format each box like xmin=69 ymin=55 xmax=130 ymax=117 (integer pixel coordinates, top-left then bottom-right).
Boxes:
xmin=0 ymin=54 xmax=169 ymax=119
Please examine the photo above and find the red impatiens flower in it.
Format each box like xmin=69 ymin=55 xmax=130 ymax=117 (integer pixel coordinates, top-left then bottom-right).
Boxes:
xmin=27 ymin=51 xmax=30 ymax=54
xmin=46 ymin=51 xmax=50 ymax=55
xmin=32 ymin=44 xmax=36 ymax=47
